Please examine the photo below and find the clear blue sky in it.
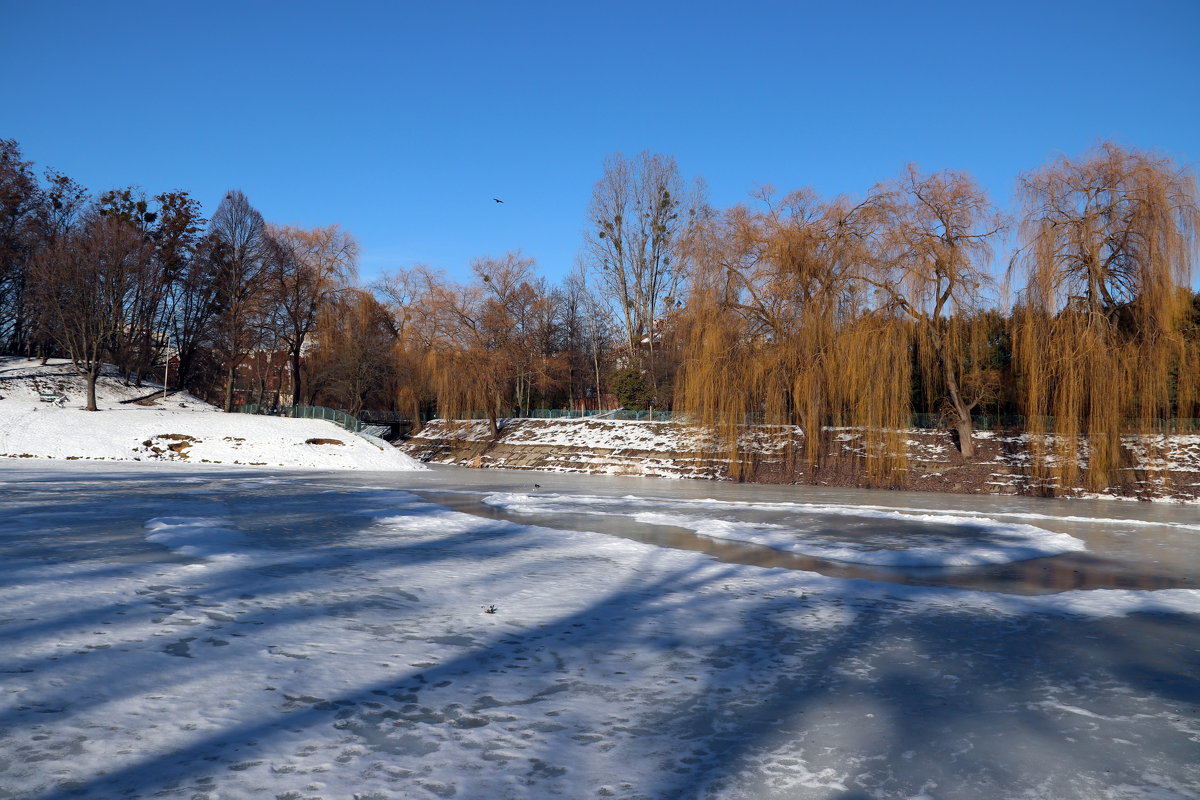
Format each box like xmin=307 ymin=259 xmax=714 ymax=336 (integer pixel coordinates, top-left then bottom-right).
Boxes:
xmin=3 ymin=0 xmax=1198 ymax=285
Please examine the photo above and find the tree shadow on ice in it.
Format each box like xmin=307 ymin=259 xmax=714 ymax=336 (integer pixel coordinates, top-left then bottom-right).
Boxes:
xmin=0 ymin=475 xmax=514 ymax=683
xmin=0 ymin=503 xmax=545 ymax=734
xmin=18 ymin=557 xmax=743 ymax=800
xmin=23 ymin=573 xmax=1200 ymax=800
xmin=638 ymin=599 xmax=1200 ymax=800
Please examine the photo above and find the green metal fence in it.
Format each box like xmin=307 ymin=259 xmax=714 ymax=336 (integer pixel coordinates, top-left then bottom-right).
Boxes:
xmin=452 ymin=408 xmax=674 ymax=422
xmin=910 ymin=414 xmax=1200 ymax=432
xmin=453 ymin=409 xmax=1200 ymax=431
xmin=236 ymin=404 xmax=367 ymax=433
xmin=523 ymin=408 xmax=673 ymax=422
xmin=909 ymin=413 xmax=1029 ymax=431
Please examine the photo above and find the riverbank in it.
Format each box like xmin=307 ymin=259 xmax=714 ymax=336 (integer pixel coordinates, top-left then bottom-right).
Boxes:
xmin=400 ymin=418 xmax=1200 ymax=503
xmin=0 ymin=358 xmax=424 ymax=471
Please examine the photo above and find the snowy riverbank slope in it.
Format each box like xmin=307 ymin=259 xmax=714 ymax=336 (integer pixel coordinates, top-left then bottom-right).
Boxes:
xmin=0 ymin=357 xmax=424 ymax=471
xmin=403 ymin=418 xmax=1200 ymax=502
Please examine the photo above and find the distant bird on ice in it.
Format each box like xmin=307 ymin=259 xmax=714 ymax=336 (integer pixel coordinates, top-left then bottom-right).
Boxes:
xmin=493 ymin=198 xmax=504 ymax=203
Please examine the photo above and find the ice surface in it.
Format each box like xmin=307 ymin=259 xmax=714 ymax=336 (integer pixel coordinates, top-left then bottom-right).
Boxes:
xmin=1 ymin=462 xmax=1198 ymax=800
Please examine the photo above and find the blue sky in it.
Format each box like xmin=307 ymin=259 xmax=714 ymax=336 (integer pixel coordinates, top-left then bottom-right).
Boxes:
xmin=3 ymin=0 xmax=1198 ymax=285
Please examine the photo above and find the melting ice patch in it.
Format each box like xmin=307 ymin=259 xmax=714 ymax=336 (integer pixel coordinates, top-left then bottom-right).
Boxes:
xmin=483 ymin=492 xmax=1087 ymax=567
xmin=144 ymin=516 xmax=255 ymax=566
xmin=779 ymin=501 xmax=1200 ymax=535
xmin=639 ymin=511 xmax=1085 ymax=566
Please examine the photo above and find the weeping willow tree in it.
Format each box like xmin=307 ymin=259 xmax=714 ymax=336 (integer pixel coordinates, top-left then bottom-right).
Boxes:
xmin=1013 ymin=142 xmax=1200 ymax=492
xmin=675 ymin=189 xmax=911 ymax=484
xmin=405 ymin=254 xmax=562 ymax=438
xmin=420 ymin=273 xmax=511 ymax=438
xmin=865 ymin=167 xmax=1006 ymax=457
xmin=304 ymin=289 xmax=395 ymax=414
xmin=371 ymin=266 xmax=436 ymax=431
xmin=426 ymin=345 xmax=511 ymax=437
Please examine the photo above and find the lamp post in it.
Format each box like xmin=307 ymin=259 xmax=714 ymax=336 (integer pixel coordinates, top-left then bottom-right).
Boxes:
xmin=162 ymin=315 xmax=174 ymax=399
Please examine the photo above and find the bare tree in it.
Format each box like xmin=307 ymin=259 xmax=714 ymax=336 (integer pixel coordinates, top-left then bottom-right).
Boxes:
xmin=0 ymin=139 xmax=41 ymax=352
xmin=428 ymin=287 xmax=507 ymax=435
xmin=866 ymin=166 xmax=1005 ymax=457
xmin=584 ymin=151 xmax=702 ymax=398
xmin=307 ymin=289 xmax=395 ymax=414
xmin=1016 ymin=142 xmax=1198 ymax=325
xmin=166 ymin=233 xmax=221 ymax=393
xmin=372 ymin=264 xmax=442 ymax=427
xmin=675 ymin=188 xmax=904 ymax=478
xmin=207 ymin=191 xmax=270 ymax=412
xmin=561 ymin=265 xmax=611 ymax=409
xmin=29 ymin=214 xmax=151 ymax=410
xmin=266 ymin=224 xmax=358 ymax=406
xmin=94 ymin=188 xmax=205 ymax=388
xmin=1 ymin=142 xmax=89 ymax=356
xmin=472 ymin=252 xmax=558 ymax=416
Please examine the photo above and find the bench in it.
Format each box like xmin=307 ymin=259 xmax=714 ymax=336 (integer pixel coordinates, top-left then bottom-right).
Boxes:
xmin=39 ymin=392 xmax=59 ymax=403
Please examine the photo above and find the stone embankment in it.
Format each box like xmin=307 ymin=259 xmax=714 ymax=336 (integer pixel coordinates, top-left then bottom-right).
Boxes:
xmin=399 ymin=418 xmax=1200 ymax=502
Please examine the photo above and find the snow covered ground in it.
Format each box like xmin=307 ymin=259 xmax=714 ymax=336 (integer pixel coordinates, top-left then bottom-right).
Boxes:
xmin=0 ymin=358 xmax=423 ymax=471
xmin=2 ymin=462 xmax=1198 ymax=800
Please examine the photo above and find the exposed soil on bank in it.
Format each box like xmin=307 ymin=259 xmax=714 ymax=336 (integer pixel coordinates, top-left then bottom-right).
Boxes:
xmin=399 ymin=418 xmax=1200 ymax=503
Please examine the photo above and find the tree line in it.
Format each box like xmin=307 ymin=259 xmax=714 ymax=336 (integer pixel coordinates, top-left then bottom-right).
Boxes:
xmin=2 ymin=138 xmax=1197 ymax=489
xmin=1 ymin=139 xmax=357 ymax=413
xmin=672 ymin=143 xmax=1199 ymax=489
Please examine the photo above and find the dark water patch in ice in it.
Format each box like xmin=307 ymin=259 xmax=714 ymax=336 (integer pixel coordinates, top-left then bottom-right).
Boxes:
xmin=163 ymin=637 xmax=195 ymax=657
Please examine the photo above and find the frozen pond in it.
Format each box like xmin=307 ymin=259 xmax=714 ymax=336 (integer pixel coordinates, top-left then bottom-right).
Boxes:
xmin=1 ymin=461 xmax=1198 ymax=800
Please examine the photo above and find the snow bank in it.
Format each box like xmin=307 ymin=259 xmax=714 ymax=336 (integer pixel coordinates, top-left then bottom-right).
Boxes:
xmin=0 ymin=357 xmax=424 ymax=471
xmin=416 ymin=416 xmax=701 ymax=451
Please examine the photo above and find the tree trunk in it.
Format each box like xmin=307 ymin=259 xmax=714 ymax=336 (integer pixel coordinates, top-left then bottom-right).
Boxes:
xmin=223 ymin=364 xmax=236 ymax=412
xmin=592 ymin=339 xmax=602 ymax=409
xmin=953 ymin=419 xmax=975 ymax=458
xmin=944 ymin=372 xmax=975 ymax=457
xmin=175 ymin=348 xmax=193 ymax=393
xmin=85 ymin=370 xmax=98 ymax=411
xmin=291 ymin=347 xmax=303 ymax=406
xmin=938 ymin=342 xmax=975 ymax=458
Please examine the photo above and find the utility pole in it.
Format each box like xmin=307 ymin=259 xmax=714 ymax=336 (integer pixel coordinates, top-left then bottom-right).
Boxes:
xmin=162 ymin=315 xmax=174 ymax=399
